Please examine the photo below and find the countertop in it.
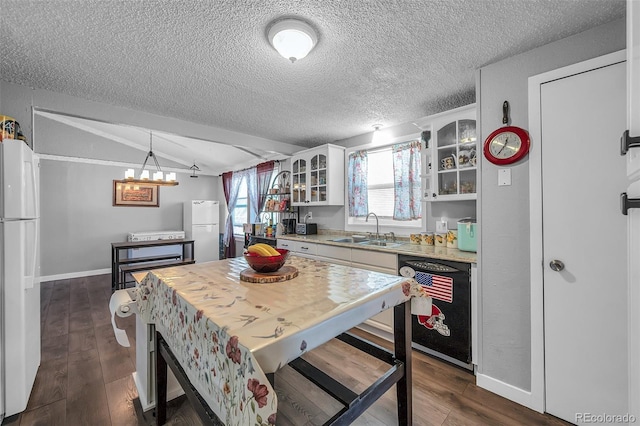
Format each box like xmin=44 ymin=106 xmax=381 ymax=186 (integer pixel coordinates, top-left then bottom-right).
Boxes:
xmin=134 ymin=256 xmax=423 ymax=424
xmin=277 ymin=233 xmax=477 ymax=264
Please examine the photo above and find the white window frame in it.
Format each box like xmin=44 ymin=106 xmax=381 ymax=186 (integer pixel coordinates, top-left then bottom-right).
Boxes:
xmin=232 ymin=176 xmax=249 ymax=237
xmin=344 ymin=132 xmax=425 ymax=235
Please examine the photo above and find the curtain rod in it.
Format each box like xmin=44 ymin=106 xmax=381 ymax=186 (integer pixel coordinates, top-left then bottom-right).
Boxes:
xmin=218 ymin=159 xmax=280 ymax=176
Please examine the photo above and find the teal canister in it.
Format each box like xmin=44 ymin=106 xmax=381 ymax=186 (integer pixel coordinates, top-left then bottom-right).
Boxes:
xmin=457 ymin=218 xmax=477 ymax=252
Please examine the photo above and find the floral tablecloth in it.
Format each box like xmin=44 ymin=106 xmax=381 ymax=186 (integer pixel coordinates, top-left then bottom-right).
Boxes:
xmin=135 ymin=255 xmax=425 ymax=426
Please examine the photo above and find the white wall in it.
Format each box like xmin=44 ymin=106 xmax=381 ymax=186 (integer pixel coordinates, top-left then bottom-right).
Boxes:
xmin=477 ymin=18 xmax=625 ymax=398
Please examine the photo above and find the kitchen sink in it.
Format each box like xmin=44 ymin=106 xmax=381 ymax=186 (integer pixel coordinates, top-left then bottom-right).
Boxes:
xmin=330 ymin=237 xmax=357 ymax=243
xmin=358 ymin=240 xmax=402 ymax=248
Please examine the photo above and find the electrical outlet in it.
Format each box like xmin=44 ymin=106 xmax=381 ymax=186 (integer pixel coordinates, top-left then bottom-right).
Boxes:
xmin=307 ymin=211 xmax=312 ymax=220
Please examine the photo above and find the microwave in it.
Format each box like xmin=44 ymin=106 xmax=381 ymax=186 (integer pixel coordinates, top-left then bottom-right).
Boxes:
xmin=296 ymin=223 xmax=317 ymax=235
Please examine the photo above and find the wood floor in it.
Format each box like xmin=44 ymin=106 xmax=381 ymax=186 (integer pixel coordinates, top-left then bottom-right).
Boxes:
xmin=4 ymin=274 xmax=571 ymax=425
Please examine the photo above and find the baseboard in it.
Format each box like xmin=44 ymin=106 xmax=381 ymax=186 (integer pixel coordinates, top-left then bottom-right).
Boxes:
xmin=133 ymin=372 xmax=185 ymax=412
xmin=40 ymin=268 xmax=111 ymax=283
xmin=356 ymin=320 xmax=394 ymax=342
xmin=476 ymin=373 xmax=543 ymax=412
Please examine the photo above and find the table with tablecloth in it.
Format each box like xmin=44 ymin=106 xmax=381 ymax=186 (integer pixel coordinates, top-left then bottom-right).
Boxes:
xmin=135 ymin=255 xmax=429 ymax=425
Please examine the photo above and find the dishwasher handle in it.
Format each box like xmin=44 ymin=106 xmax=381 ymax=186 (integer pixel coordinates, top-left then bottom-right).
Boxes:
xmin=405 ymin=260 xmax=460 ymax=273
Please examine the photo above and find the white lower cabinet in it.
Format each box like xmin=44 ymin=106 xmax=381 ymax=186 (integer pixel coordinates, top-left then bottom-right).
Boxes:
xmin=277 ymin=239 xmax=317 ymax=258
xmin=316 ymin=244 xmax=351 ymax=266
xmin=351 ymin=249 xmax=398 ymax=334
xmin=277 ymin=241 xmax=397 ymax=333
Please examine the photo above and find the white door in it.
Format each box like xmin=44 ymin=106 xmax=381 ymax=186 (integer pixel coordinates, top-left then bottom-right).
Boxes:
xmin=541 ymin=60 xmax=628 ymax=420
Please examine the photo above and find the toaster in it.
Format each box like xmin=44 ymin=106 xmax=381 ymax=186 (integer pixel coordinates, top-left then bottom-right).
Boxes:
xmin=296 ymin=223 xmax=317 ymax=235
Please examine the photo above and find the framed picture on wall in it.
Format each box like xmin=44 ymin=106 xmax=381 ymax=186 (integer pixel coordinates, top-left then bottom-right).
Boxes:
xmin=113 ymin=180 xmax=159 ymax=207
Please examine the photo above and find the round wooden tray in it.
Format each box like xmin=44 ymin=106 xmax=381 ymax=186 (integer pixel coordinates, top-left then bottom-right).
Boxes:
xmin=240 ymin=265 xmax=298 ymax=283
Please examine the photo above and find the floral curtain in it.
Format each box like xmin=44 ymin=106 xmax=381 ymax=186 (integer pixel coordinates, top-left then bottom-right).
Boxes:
xmin=347 ymin=150 xmax=368 ymax=217
xmin=392 ymin=140 xmax=422 ymax=220
xmin=255 ymin=161 xmax=276 ymax=218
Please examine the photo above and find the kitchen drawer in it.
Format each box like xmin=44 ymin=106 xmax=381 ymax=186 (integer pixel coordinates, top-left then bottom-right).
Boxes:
xmin=351 ymin=249 xmax=397 ymax=271
xmin=315 ymin=255 xmax=351 ymax=266
xmin=277 ymin=239 xmax=317 ymax=256
xmin=317 ymin=244 xmax=351 ymax=262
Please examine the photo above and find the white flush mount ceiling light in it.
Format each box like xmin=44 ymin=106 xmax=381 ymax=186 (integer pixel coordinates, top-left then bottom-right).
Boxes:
xmin=268 ymin=18 xmax=318 ymax=63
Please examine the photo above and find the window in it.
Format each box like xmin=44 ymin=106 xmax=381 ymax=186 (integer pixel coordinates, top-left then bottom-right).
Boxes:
xmin=230 ymin=164 xmax=280 ymax=236
xmin=232 ymin=177 xmax=248 ymax=235
xmin=346 ymin=139 xmax=422 ymax=230
xmin=367 ymin=148 xmax=395 ymax=218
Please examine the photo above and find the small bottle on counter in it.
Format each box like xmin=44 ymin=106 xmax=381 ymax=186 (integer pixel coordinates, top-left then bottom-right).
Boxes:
xmin=266 ymin=218 xmax=273 ymax=237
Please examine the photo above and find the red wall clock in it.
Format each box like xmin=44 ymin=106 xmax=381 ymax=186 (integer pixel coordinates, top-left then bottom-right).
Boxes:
xmin=483 ymin=125 xmax=530 ymax=165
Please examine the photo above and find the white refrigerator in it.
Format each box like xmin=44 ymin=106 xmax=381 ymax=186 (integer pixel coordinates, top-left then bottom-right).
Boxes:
xmin=183 ymin=200 xmax=219 ymax=263
xmin=0 ymin=139 xmax=40 ymax=421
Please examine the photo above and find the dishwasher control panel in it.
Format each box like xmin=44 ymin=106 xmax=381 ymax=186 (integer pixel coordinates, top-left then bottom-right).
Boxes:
xmin=405 ymin=260 xmax=458 ymax=273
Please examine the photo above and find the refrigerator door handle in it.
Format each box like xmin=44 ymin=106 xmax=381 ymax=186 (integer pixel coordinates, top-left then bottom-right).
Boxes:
xmin=30 ymin=155 xmax=39 ymax=218
xmin=621 ymin=192 xmax=640 ymax=215
xmin=22 ymin=221 xmax=37 ymax=290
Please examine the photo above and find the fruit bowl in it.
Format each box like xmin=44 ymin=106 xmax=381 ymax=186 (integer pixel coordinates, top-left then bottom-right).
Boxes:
xmin=244 ymin=248 xmax=290 ymax=273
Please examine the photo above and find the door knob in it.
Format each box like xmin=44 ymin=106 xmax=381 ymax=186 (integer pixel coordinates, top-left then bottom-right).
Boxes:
xmin=549 ymin=260 xmax=565 ymax=272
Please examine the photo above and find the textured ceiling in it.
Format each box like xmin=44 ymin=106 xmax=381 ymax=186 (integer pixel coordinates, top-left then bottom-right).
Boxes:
xmin=0 ymin=0 xmax=626 ymax=149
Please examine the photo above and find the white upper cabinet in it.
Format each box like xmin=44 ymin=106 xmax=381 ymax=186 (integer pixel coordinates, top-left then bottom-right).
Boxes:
xmin=417 ymin=104 xmax=477 ymax=201
xmin=291 ymin=144 xmax=345 ymax=206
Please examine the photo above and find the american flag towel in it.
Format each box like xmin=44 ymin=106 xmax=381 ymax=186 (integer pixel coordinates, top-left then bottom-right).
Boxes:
xmin=415 ymin=272 xmax=453 ymax=303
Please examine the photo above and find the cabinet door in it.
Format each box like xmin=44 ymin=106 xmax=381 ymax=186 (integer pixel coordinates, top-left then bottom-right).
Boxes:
xmin=291 ymin=158 xmax=307 ymax=204
xmin=432 ymin=108 xmax=477 ymax=201
xmin=309 ymin=153 xmax=328 ymax=203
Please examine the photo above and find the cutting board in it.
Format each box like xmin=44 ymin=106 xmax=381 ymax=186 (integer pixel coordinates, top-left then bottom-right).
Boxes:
xmin=240 ymin=265 xmax=298 ymax=283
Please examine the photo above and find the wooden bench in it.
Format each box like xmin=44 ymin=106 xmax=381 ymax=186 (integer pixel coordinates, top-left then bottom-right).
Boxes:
xmin=118 ymin=259 xmax=195 ymax=290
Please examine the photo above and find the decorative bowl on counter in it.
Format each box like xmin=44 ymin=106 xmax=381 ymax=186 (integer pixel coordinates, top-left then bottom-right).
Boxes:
xmin=244 ymin=248 xmax=290 ymax=273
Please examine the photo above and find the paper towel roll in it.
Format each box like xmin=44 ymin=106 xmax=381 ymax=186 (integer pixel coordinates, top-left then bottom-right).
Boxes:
xmin=411 ymin=296 xmax=433 ymax=316
xmin=109 ymin=289 xmax=138 ymax=347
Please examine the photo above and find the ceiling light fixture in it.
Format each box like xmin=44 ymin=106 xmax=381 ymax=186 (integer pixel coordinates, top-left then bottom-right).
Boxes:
xmin=268 ymin=18 xmax=318 ymax=63
xmin=189 ymin=162 xmax=200 ymax=178
xmin=371 ymin=124 xmax=385 ymax=146
xmin=118 ymin=131 xmax=178 ymax=186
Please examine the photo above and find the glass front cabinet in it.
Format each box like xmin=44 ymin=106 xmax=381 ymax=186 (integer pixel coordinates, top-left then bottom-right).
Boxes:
xmin=421 ymin=104 xmax=477 ymax=201
xmin=291 ymin=144 xmax=345 ymax=206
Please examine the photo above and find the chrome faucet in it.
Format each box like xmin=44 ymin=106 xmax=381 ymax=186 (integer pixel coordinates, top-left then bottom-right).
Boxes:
xmin=366 ymin=212 xmax=379 ymax=241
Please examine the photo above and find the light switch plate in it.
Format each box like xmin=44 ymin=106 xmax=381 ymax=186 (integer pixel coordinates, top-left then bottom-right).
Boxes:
xmin=436 ymin=218 xmax=448 ymax=233
xmin=498 ymin=168 xmax=512 ymax=186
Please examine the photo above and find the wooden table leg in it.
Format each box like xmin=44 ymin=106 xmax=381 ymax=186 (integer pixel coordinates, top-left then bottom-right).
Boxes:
xmin=393 ymin=300 xmax=412 ymax=426
xmin=155 ymin=331 xmax=167 ymax=425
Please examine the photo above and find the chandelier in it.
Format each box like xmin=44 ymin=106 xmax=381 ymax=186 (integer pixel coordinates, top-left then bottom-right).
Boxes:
xmin=117 ymin=131 xmax=178 ymax=186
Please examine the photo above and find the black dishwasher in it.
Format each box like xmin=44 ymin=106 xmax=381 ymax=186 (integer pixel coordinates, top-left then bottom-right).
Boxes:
xmin=398 ymin=255 xmax=472 ymax=370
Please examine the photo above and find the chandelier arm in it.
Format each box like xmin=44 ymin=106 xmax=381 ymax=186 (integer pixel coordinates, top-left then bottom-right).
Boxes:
xmin=139 ymin=152 xmax=152 ymax=175
xmin=150 ymin=151 xmax=162 ymax=171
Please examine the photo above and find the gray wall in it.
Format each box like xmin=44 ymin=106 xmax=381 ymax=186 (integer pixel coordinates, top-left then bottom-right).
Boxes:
xmin=1 ymin=80 xmax=297 ymax=278
xmin=477 ymin=18 xmax=625 ymax=391
xmin=40 ymin=159 xmax=217 ymax=276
